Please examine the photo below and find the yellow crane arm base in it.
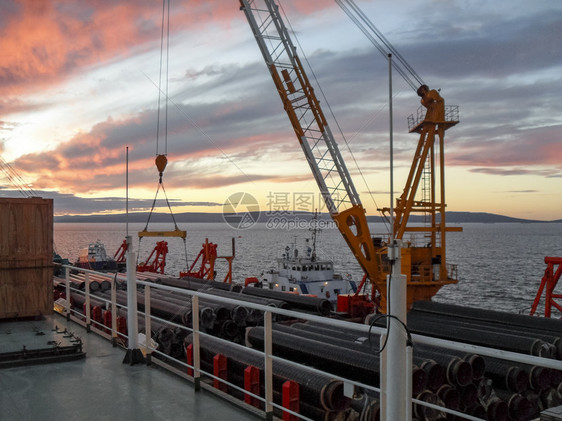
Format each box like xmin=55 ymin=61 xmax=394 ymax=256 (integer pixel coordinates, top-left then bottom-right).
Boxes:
xmin=138 ymin=229 xmax=187 ymax=239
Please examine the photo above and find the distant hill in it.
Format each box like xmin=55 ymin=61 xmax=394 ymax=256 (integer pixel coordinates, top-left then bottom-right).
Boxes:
xmin=54 ymin=211 xmax=558 ymax=224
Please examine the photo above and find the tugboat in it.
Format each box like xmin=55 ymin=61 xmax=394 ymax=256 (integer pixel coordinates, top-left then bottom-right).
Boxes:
xmin=75 ymin=240 xmax=120 ymax=272
xmin=248 ymin=216 xmax=359 ymax=308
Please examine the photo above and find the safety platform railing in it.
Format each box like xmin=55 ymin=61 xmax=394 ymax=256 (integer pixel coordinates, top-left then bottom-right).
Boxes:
xmin=407 ymin=105 xmax=460 ymax=132
xmin=54 ymin=264 xmax=562 ymax=421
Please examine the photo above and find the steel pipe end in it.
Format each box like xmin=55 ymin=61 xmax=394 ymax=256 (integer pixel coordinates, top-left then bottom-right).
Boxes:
xmin=231 ymin=283 xmax=243 ymax=293
xmin=529 ymin=366 xmax=552 ymax=391
xmin=485 ymin=397 xmax=509 ymax=421
xmin=506 ymin=366 xmax=528 ymax=393
xmin=553 ymin=337 xmax=562 ymax=360
xmin=199 ymin=307 xmax=216 ymax=329
xmin=446 ymin=357 xmax=472 ymax=387
xmin=507 ymin=393 xmax=533 ymax=421
xmin=464 ymin=354 xmax=486 ymax=380
xmin=244 ymin=327 xmax=254 ymax=348
xmin=412 ymin=366 xmax=428 ymax=396
xmin=231 ymin=305 xmax=249 ymax=324
xmin=319 ymin=380 xmax=351 ymax=411
xmin=364 ymin=400 xmax=380 ymax=421
xmin=414 ymin=390 xmax=445 ymax=421
xmin=436 ymin=384 xmax=461 ymax=410
xmin=219 ymin=320 xmax=239 ymax=341
xmin=531 ymin=339 xmax=556 ymax=359
xmin=316 ymin=299 xmax=332 ymax=316
xmin=420 ymin=360 xmax=445 ymax=391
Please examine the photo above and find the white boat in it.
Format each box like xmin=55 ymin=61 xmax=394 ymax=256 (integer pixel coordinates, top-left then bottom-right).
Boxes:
xmin=253 ymin=234 xmax=358 ymax=307
xmin=75 ymin=240 xmax=120 ymax=272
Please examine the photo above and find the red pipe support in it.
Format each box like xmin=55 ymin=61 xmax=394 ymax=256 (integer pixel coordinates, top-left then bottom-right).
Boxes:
xmin=244 ymin=365 xmax=261 ymax=408
xmin=186 ymin=344 xmax=194 ymax=377
xmin=282 ymin=380 xmax=300 ymax=421
xmin=213 ymin=353 xmax=228 ymax=392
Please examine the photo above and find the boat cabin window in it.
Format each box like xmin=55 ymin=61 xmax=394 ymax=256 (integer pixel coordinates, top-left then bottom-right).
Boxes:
xmin=302 ymin=266 xmax=307 ymax=271
xmin=282 ymin=286 xmax=286 ymax=291
xmin=269 ymin=283 xmax=274 ymax=290
xmin=334 ymin=289 xmax=340 ymax=295
xmin=315 ymin=265 xmax=319 ymax=270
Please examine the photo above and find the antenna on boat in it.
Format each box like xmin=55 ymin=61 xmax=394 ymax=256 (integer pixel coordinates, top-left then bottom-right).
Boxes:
xmin=126 ymin=146 xmax=129 ymax=237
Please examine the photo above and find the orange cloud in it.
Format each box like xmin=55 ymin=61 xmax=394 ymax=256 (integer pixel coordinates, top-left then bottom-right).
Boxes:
xmin=0 ymin=1 xmax=334 ymax=98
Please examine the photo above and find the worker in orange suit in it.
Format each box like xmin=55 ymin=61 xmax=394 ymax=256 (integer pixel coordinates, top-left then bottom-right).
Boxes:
xmin=417 ymin=84 xmax=444 ymax=122
xmin=417 ymin=84 xmax=445 ymax=142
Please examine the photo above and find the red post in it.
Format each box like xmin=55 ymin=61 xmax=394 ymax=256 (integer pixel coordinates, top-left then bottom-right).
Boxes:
xmin=116 ymin=315 xmax=127 ymax=344
xmin=282 ymin=380 xmax=300 ymax=421
xmin=213 ymin=354 xmax=228 ymax=392
xmin=244 ymin=365 xmax=261 ymax=408
xmin=92 ymin=305 xmax=102 ymax=325
xmin=186 ymin=344 xmax=194 ymax=376
xmin=530 ymin=257 xmax=562 ymax=317
xmin=102 ymin=310 xmax=112 ymax=334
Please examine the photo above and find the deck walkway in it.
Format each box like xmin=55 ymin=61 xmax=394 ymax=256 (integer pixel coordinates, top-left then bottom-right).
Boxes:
xmin=0 ymin=313 xmax=262 ymax=421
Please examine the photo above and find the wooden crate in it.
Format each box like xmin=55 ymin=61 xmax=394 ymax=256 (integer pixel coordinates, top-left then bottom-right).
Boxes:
xmin=0 ymin=197 xmax=53 ymax=319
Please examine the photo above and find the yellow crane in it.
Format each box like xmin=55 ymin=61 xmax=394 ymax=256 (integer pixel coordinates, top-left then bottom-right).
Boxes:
xmin=240 ymin=0 xmax=461 ymax=312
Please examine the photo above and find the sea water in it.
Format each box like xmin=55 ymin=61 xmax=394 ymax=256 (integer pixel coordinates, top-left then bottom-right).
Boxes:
xmin=54 ymin=221 xmax=562 ymax=315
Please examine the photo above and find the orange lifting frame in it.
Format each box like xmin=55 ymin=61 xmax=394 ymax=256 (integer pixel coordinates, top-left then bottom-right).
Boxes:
xmin=138 ymin=228 xmax=186 ymax=239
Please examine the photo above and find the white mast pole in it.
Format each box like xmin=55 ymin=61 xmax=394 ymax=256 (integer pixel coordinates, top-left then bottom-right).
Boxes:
xmin=384 ymin=53 xmax=410 ymax=421
xmin=123 ymin=146 xmax=144 ymax=364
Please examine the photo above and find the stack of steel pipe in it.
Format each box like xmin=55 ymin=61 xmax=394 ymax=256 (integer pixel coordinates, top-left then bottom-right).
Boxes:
xmin=274 ymin=323 xmax=414 ymax=382
xmin=152 ymin=275 xmax=243 ymax=292
xmin=242 ymin=286 xmax=333 ymax=316
xmin=245 ymin=323 xmax=433 ymax=420
xmin=411 ymin=301 xmax=562 ymax=359
xmin=287 ymin=318 xmax=555 ymax=420
xmin=404 ymin=301 xmax=562 ymax=419
xmin=270 ymin=321 xmax=482 ymax=419
xmin=184 ymin=333 xmax=353 ymax=420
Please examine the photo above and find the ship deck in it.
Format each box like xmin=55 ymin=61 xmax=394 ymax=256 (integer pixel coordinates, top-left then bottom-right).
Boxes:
xmin=0 ymin=313 xmax=262 ymax=421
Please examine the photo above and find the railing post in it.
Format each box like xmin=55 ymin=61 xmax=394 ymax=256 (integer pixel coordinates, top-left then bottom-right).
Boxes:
xmin=380 ymin=332 xmax=387 ymax=421
xmin=65 ymin=267 xmax=71 ymax=320
xmin=405 ymin=344 xmax=413 ymax=420
xmin=264 ymin=310 xmax=273 ymax=421
xmin=192 ymin=295 xmax=201 ymax=391
xmin=85 ymin=272 xmax=91 ymax=332
xmin=111 ymin=276 xmax=117 ymax=346
xmin=144 ymin=284 xmax=152 ymax=365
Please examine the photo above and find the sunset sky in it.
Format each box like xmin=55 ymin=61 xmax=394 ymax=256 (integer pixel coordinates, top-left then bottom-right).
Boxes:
xmin=1 ymin=0 xmax=561 ymax=221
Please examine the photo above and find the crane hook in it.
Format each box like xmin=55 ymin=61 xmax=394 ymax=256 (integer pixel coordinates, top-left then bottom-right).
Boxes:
xmin=155 ymin=154 xmax=167 ymax=184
